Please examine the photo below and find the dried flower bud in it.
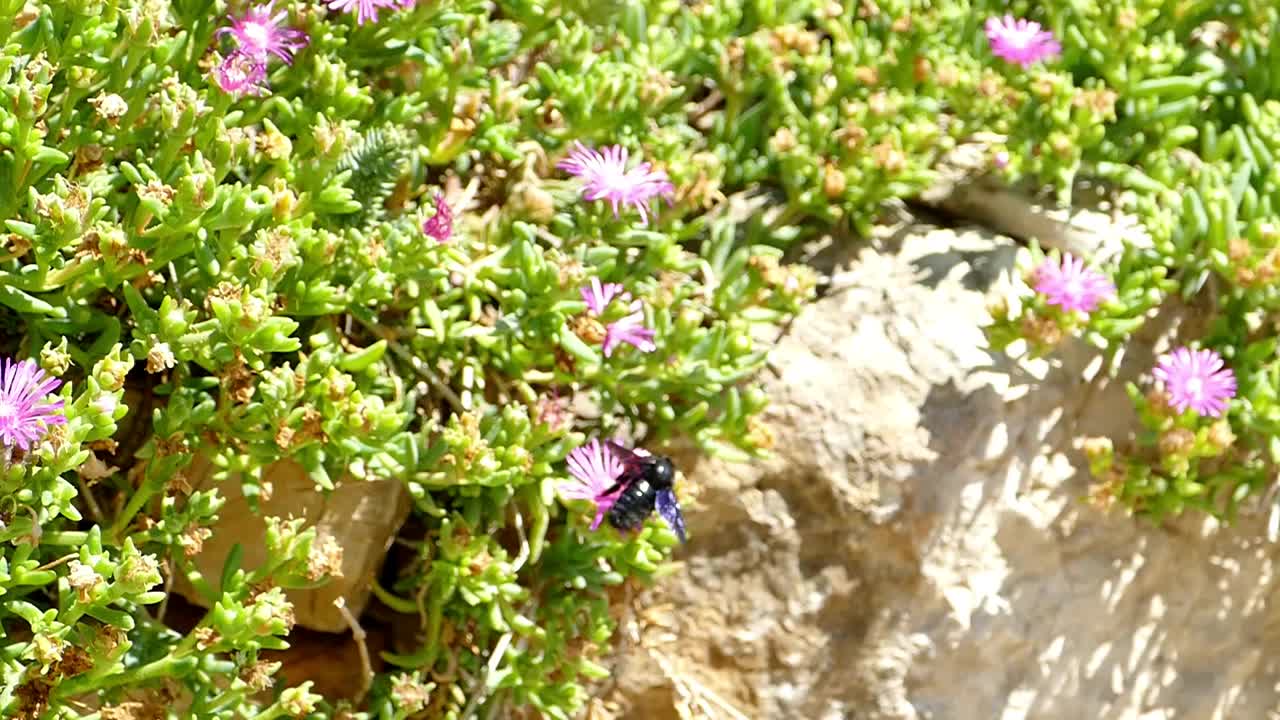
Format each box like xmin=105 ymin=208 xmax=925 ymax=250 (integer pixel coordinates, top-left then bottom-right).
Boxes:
xmin=179 ymin=527 xmax=212 ymax=558
xmin=89 ymin=93 xmax=128 ymax=124
xmin=146 ymin=342 xmax=176 ymax=374
xmin=139 ymin=180 xmax=175 ymax=207
xmin=390 ymin=673 xmax=435 ymax=714
xmin=1206 ymin=419 xmax=1236 ymax=451
xmin=769 ymin=127 xmax=798 ymax=153
xmin=241 ymin=660 xmax=282 ymax=692
xmin=571 ymin=315 xmax=607 ymax=345
xmin=822 ymin=162 xmax=847 ymax=198
xmin=305 ymin=533 xmax=344 ymax=581
xmin=1158 ymin=427 xmax=1196 ymax=457
xmin=1229 ymin=238 xmax=1252 ymax=262
xmin=67 ymin=561 xmax=103 ymax=603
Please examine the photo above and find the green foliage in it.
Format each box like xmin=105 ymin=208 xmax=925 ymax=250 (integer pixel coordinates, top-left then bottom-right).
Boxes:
xmin=981 ymin=2 xmax=1280 ymax=526
xmin=10 ymin=0 xmax=1264 ymax=716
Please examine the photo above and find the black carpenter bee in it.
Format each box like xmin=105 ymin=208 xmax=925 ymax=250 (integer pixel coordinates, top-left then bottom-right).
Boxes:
xmin=602 ymin=441 xmax=687 ymax=543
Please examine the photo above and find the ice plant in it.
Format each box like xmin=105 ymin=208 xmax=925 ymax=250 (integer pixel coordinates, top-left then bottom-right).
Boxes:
xmin=560 ymin=439 xmax=626 ymax=530
xmin=557 ymin=141 xmax=676 ymax=225
xmin=213 ymin=51 xmax=269 ymax=97
xmin=985 ymin=15 xmax=1062 ymax=68
xmin=422 ymin=193 xmax=453 ymax=243
xmin=581 ymin=278 xmax=626 ymax=316
xmin=1033 ymin=253 xmax=1115 ymax=313
xmin=603 ymin=302 xmax=657 ymax=357
xmin=326 ymin=0 xmax=400 ymax=25
xmin=217 ymin=2 xmax=308 ymax=65
xmin=1153 ymin=347 xmax=1237 ymax=418
xmin=0 ymin=357 xmax=66 ymax=452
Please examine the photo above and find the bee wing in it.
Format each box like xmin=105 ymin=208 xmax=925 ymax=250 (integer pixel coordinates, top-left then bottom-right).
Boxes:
xmin=605 ymin=440 xmax=647 ymax=473
xmin=655 ymin=489 xmax=687 ymax=544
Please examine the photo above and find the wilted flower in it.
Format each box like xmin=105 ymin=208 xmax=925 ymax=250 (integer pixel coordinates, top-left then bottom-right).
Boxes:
xmin=1033 ymin=253 xmax=1115 ymax=313
xmin=560 ymin=439 xmax=625 ymax=530
xmin=326 ymin=0 xmax=399 ymax=25
xmin=0 ymin=357 xmax=66 ymax=451
xmin=422 ymin=193 xmax=453 ymax=243
xmin=581 ymin=278 xmax=627 ymax=316
xmin=557 ymin=141 xmax=675 ymax=225
xmin=217 ymin=2 xmax=308 ymax=65
xmin=985 ymin=15 xmax=1061 ymax=68
xmin=603 ymin=301 xmax=657 ymax=357
xmin=213 ymin=51 xmax=269 ymax=97
xmin=1153 ymin=347 xmax=1237 ymax=418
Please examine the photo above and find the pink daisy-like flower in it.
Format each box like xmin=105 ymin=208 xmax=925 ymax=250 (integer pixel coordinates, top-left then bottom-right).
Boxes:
xmin=1153 ymin=347 xmax=1237 ymax=418
xmin=557 ymin=141 xmax=676 ymax=225
xmin=603 ymin=301 xmax=657 ymax=357
xmin=1033 ymin=253 xmax=1115 ymax=314
xmin=560 ymin=439 xmax=626 ymax=530
xmin=213 ymin=51 xmax=269 ymax=97
xmin=0 ymin=358 xmax=66 ymax=452
xmin=984 ymin=15 xmax=1062 ymax=68
xmin=422 ymin=193 xmax=453 ymax=243
xmin=217 ymin=2 xmax=309 ymax=65
xmin=581 ymin=278 xmax=627 ymax=316
xmin=326 ymin=0 xmax=399 ymax=25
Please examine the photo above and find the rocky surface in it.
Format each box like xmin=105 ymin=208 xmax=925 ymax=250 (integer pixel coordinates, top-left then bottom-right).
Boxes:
xmin=605 ymin=219 xmax=1280 ymax=720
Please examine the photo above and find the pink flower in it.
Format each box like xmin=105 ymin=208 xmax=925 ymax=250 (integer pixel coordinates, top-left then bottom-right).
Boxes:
xmin=213 ymin=51 xmax=269 ymax=97
xmin=422 ymin=193 xmax=453 ymax=243
xmin=0 ymin=358 xmax=66 ymax=452
xmin=217 ymin=2 xmax=309 ymax=65
xmin=1033 ymin=253 xmax=1115 ymax=314
xmin=326 ymin=0 xmax=399 ymax=25
xmin=560 ymin=439 xmax=626 ymax=530
xmin=581 ymin=278 xmax=627 ymax=316
xmin=1153 ymin=347 xmax=1237 ymax=418
xmin=993 ymin=150 xmax=1010 ymax=169
xmin=603 ymin=301 xmax=657 ymax=357
xmin=985 ymin=15 xmax=1061 ymax=68
xmin=557 ymin=142 xmax=675 ymax=225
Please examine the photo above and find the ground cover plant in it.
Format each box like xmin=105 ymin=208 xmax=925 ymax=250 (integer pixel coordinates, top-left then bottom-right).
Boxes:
xmin=1 ymin=0 xmax=1274 ymax=718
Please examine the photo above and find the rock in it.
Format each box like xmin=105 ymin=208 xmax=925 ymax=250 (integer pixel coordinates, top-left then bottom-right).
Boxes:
xmin=919 ymin=140 xmax=1151 ymax=265
xmin=606 ymin=217 xmax=1280 ymax=720
xmin=173 ymin=454 xmax=412 ymax=633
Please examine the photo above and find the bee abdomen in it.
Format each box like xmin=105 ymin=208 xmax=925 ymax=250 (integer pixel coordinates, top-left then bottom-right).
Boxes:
xmin=607 ymin=482 xmax=655 ymax=530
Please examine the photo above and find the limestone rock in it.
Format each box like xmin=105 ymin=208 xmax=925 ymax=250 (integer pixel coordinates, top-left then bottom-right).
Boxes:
xmin=607 ymin=219 xmax=1280 ymax=720
xmin=174 ymin=454 xmax=412 ymax=633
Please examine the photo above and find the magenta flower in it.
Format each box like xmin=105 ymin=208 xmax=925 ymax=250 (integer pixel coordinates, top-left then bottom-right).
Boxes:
xmin=0 ymin=358 xmax=66 ymax=452
xmin=603 ymin=301 xmax=657 ymax=357
xmin=1153 ymin=347 xmax=1237 ymax=418
xmin=422 ymin=193 xmax=453 ymax=243
xmin=217 ymin=2 xmax=308 ymax=65
xmin=581 ymin=278 xmax=627 ymax=316
xmin=213 ymin=51 xmax=269 ymax=97
xmin=557 ymin=142 xmax=676 ymax=225
xmin=1033 ymin=253 xmax=1115 ymax=314
xmin=560 ymin=439 xmax=626 ymax=530
xmin=985 ymin=15 xmax=1061 ymax=68
xmin=326 ymin=0 xmax=399 ymax=25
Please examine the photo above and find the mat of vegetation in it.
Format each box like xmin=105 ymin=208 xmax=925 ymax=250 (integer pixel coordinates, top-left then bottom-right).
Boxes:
xmin=2 ymin=0 xmax=1277 ymax=718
